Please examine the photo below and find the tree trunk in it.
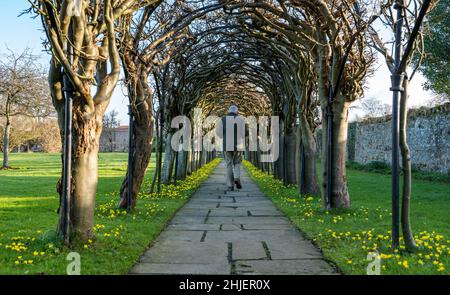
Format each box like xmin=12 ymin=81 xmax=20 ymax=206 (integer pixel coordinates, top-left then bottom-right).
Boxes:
xmin=295 ymin=126 xmax=302 ymax=188
xmin=156 ymin=113 xmax=164 ymax=192
xmin=193 ymin=151 xmax=197 ymax=171
xmin=197 ymin=151 xmax=202 ymax=169
xmin=201 ymin=149 xmax=207 ymax=166
xmin=192 ymin=151 xmax=198 ymax=172
xmin=161 ymin=132 xmax=174 ymax=184
xmin=150 ymin=119 xmax=160 ymax=193
xmin=2 ymin=115 xmax=11 ymax=169
xmin=257 ymin=149 xmax=262 ymax=170
xmin=186 ymin=150 xmax=192 ymax=175
xmin=284 ymin=129 xmax=297 ymax=184
xmin=56 ymin=98 xmax=108 ymax=242
xmin=321 ymin=98 xmax=351 ymax=208
xmin=119 ymin=77 xmax=154 ymax=209
xmin=399 ymin=78 xmax=417 ymax=251
xmin=298 ymin=111 xmax=320 ymax=196
xmin=176 ymin=150 xmax=188 ymax=180
xmin=150 ymin=155 xmax=159 ymax=193
xmin=274 ymin=121 xmax=285 ymax=181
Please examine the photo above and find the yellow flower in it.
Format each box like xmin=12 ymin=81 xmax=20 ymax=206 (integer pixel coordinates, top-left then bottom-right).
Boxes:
xmin=346 ymin=260 xmax=353 ymax=264
xmin=14 ymin=261 xmax=20 ymax=265
xmin=380 ymin=253 xmax=391 ymax=259
xmin=33 ymin=251 xmax=39 ymax=256
xmin=402 ymin=260 xmax=409 ymax=268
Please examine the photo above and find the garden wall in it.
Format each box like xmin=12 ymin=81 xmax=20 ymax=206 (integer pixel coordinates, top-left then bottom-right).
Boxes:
xmin=348 ymin=103 xmax=450 ymax=173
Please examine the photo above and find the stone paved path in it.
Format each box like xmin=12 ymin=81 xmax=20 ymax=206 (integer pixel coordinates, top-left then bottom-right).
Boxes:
xmin=130 ymin=161 xmax=337 ymax=275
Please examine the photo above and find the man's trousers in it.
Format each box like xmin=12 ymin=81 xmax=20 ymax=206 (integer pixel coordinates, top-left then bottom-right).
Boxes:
xmin=224 ymin=151 xmax=242 ymax=188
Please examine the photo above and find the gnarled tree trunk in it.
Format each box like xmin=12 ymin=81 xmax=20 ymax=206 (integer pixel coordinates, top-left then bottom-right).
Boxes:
xmin=161 ymin=132 xmax=175 ymax=184
xmin=176 ymin=150 xmax=188 ymax=180
xmin=298 ymin=109 xmax=320 ymax=196
xmin=56 ymin=96 xmax=109 ymax=241
xmin=119 ymin=75 xmax=154 ymax=209
xmin=321 ymin=98 xmax=351 ymax=208
xmin=186 ymin=150 xmax=192 ymax=175
xmin=274 ymin=120 xmax=285 ymax=181
xmin=284 ymin=129 xmax=297 ymax=184
xmin=399 ymin=78 xmax=417 ymax=251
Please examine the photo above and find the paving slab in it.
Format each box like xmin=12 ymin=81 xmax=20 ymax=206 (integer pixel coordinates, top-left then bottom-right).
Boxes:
xmin=232 ymin=241 xmax=268 ymax=260
xmin=129 ymin=161 xmax=337 ymax=275
xmin=169 ymin=215 xmax=206 ymax=224
xmin=242 ymin=224 xmax=294 ymax=230
xmin=249 ymin=209 xmax=283 ymax=216
xmin=130 ymin=263 xmax=230 ymax=275
xmin=209 ymin=208 xmax=250 ymax=217
xmin=176 ymin=208 xmax=210 ymax=216
xmin=220 ymin=224 xmax=243 ymax=231
xmin=139 ymin=240 xmax=228 ymax=264
xmin=265 ymin=240 xmax=323 ymax=259
xmin=235 ymin=259 xmax=337 ymax=275
xmin=204 ymin=229 xmax=307 ymax=243
xmin=155 ymin=230 xmax=204 ymax=242
xmin=166 ymin=224 xmax=220 ymax=231
xmin=206 ymin=216 xmax=291 ymax=225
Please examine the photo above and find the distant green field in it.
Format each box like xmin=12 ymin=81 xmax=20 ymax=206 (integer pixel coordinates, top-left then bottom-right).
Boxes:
xmin=0 ymin=153 xmax=219 ymax=274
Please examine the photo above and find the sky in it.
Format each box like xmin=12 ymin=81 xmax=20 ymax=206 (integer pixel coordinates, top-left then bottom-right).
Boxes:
xmin=0 ymin=1 xmax=435 ymax=124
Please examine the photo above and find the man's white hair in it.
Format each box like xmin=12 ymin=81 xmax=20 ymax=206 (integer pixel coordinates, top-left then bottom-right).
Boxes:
xmin=229 ymin=105 xmax=238 ymax=114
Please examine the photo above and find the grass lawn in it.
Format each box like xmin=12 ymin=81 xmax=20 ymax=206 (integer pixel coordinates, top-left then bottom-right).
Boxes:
xmin=1 ymin=152 xmax=448 ymax=275
xmin=0 ymin=153 xmax=220 ymax=274
xmin=244 ymin=161 xmax=450 ymax=275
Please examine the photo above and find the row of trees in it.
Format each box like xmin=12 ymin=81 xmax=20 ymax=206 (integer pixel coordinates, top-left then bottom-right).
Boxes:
xmin=28 ymin=0 xmax=228 ymax=241
xmin=231 ymin=0 xmax=436 ymax=250
xmin=0 ymin=49 xmax=54 ymax=168
xmin=0 ymin=118 xmax=61 ymax=153
xmin=26 ymin=0 xmax=439 ymax=249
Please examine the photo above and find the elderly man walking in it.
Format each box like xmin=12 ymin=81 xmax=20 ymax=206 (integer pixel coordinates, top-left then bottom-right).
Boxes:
xmin=218 ymin=105 xmax=246 ymax=191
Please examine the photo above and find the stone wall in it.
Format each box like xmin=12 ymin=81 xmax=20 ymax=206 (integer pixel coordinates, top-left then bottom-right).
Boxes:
xmin=349 ymin=103 xmax=450 ymax=173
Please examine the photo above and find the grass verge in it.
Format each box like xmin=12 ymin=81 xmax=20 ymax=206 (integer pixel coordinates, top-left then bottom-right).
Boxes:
xmin=0 ymin=153 xmax=220 ymax=274
xmin=244 ymin=160 xmax=450 ymax=275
